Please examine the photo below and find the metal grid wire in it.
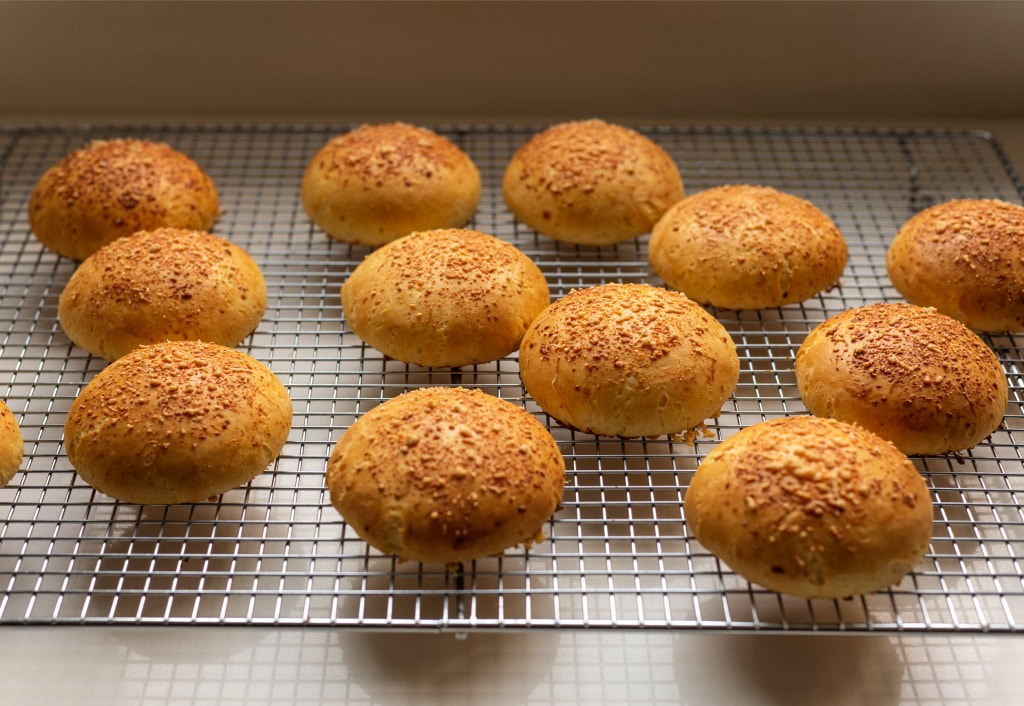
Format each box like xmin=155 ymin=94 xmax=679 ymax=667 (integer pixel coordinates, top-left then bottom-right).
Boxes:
xmin=0 ymin=123 xmax=1022 ymax=632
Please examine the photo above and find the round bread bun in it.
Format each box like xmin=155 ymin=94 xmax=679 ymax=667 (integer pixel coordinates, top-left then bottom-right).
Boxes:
xmin=28 ymin=139 xmax=219 ymax=261
xmin=0 ymin=399 xmax=24 ymax=489
xmin=649 ymin=185 xmax=848 ymax=310
xmin=326 ymin=387 xmax=566 ymax=564
xmin=64 ymin=341 xmax=293 ymax=504
xmin=684 ymin=415 xmax=933 ymax=599
xmin=341 ymin=228 xmax=550 ymax=367
xmin=502 ymin=119 xmax=684 ymax=246
xmin=301 ymin=123 xmax=481 ymax=246
xmin=58 ymin=228 xmax=267 ymax=361
xmin=518 ymin=283 xmax=739 ymax=438
xmin=886 ymin=198 xmax=1024 ymax=332
xmin=795 ymin=302 xmax=1007 ymax=455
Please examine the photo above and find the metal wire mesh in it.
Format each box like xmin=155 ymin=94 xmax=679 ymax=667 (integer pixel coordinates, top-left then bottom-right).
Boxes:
xmin=0 ymin=124 xmax=1022 ymax=631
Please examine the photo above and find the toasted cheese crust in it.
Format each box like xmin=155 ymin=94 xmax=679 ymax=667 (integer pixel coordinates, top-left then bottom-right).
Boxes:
xmin=59 ymin=228 xmax=267 ymax=361
xmin=326 ymin=387 xmax=565 ymax=564
xmin=503 ymin=119 xmax=683 ymax=245
xmin=796 ymin=302 xmax=1007 ymax=455
xmin=887 ymin=198 xmax=1024 ymax=332
xmin=29 ymin=138 xmax=219 ymax=260
xmin=65 ymin=341 xmax=292 ymax=504
xmin=518 ymin=283 xmax=739 ymax=438
xmin=685 ymin=415 xmax=933 ymax=599
xmin=649 ymin=184 xmax=848 ymax=310
xmin=342 ymin=228 xmax=549 ymax=367
xmin=301 ymin=123 xmax=481 ymax=246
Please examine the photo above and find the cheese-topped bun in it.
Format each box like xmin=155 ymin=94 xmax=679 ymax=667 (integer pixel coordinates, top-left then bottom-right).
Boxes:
xmin=58 ymin=228 xmax=267 ymax=361
xmin=502 ymin=119 xmax=684 ymax=245
xmin=326 ymin=387 xmax=565 ymax=564
xmin=795 ymin=302 xmax=1007 ymax=455
xmin=649 ymin=185 xmax=848 ymax=310
xmin=301 ymin=123 xmax=481 ymax=246
xmin=518 ymin=283 xmax=739 ymax=438
xmin=684 ymin=415 xmax=933 ymax=599
xmin=341 ymin=228 xmax=550 ymax=367
xmin=28 ymin=139 xmax=219 ymax=261
xmin=0 ymin=399 xmax=24 ymax=489
xmin=886 ymin=198 xmax=1024 ymax=332
xmin=64 ymin=341 xmax=293 ymax=504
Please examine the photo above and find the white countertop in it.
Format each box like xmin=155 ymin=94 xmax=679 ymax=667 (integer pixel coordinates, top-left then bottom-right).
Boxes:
xmin=2 ymin=625 xmax=1022 ymax=705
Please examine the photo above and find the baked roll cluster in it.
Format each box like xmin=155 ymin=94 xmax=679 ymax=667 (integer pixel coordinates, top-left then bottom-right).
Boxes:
xmin=18 ymin=122 xmax=1019 ymax=589
xmin=25 ymin=138 xmax=288 ymax=505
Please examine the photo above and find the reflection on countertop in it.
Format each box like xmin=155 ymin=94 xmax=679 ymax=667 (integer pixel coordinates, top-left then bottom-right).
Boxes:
xmin=3 ymin=626 xmax=1023 ymax=705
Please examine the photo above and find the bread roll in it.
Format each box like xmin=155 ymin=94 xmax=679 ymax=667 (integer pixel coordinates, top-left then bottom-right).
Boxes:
xmin=341 ymin=228 xmax=549 ymax=367
xmin=502 ymin=119 xmax=684 ymax=245
xmin=64 ymin=341 xmax=292 ymax=504
xmin=518 ymin=283 xmax=739 ymax=438
xmin=795 ymin=302 xmax=1007 ymax=455
xmin=326 ymin=387 xmax=565 ymax=564
xmin=684 ymin=415 xmax=933 ymax=599
xmin=886 ymin=198 xmax=1024 ymax=332
xmin=28 ymin=139 xmax=219 ymax=260
xmin=301 ymin=123 xmax=481 ymax=246
xmin=58 ymin=228 xmax=267 ymax=361
xmin=0 ymin=399 xmax=23 ymax=489
xmin=649 ymin=184 xmax=848 ymax=310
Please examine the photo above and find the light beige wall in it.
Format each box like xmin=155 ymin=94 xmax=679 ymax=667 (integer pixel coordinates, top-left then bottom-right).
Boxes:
xmin=1 ymin=0 xmax=1022 ymax=124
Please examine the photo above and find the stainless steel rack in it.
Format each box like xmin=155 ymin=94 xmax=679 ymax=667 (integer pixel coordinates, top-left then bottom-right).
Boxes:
xmin=0 ymin=124 xmax=1022 ymax=632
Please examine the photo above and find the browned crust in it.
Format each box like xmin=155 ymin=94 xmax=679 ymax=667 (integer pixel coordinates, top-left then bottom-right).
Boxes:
xmin=684 ymin=415 xmax=933 ymax=599
xmin=795 ymin=302 xmax=1008 ymax=455
xmin=341 ymin=228 xmax=549 ymax=367
xmin=64 ymin=341 xmax=293 ymax=504
xmin=886 ymin=198 xmax=1024 ymax=332
xmin=518 ymin=283 xmax=739 ymax=437
xmin=301 ymin=123 xmax=481 ymax=246
xmin=649 ymin=184 xmax=848 ymax=310
xmin=29 ymin=139 xmax=219 ymax=261
xmin=326 ymin=387 xmax=566 ymax=564
xmin=502 ymin=119 xmax=684 ymax=245
xmin=58 ymin=228 xmax=267 ymax=361
xmin=0 ymin=399 xmax=23 ymax=488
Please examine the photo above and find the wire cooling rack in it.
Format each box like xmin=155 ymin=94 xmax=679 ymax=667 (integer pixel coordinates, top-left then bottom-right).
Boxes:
xmin=0 ymin=123 xmax=1022 ymax=632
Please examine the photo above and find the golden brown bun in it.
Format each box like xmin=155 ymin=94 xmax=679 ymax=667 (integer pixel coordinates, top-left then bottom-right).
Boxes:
xmin=326 ymin=387 xmax=565 ymax=564
xmin=341 ymin=228 xmax=550 ymax=367
xmin=28 ymin=139 xmax=220 ymax=261
xmin=64 ymin=341 xmax=293 ymax=504
xmin=886 ymin=198 xmax=1024 ymax=332
xmin=649 ymin=185 xmax=848 ymax=310
xmin=795 ymin=302 xmax=1007 ymax=455
xmin=502 ymin=119 xmax=684 ymax=245
xmin=0 ymin=399 xmax=23 ymax=488
xmin=301 ymin=123 xmax=481 ymax=246
xmin=684 ymin=415 xmax=933 ymax=599
xmin=518 ymin=283 xmax=739 ymax=437
xmin=58 ymin=228 xmax=267 ymax=361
